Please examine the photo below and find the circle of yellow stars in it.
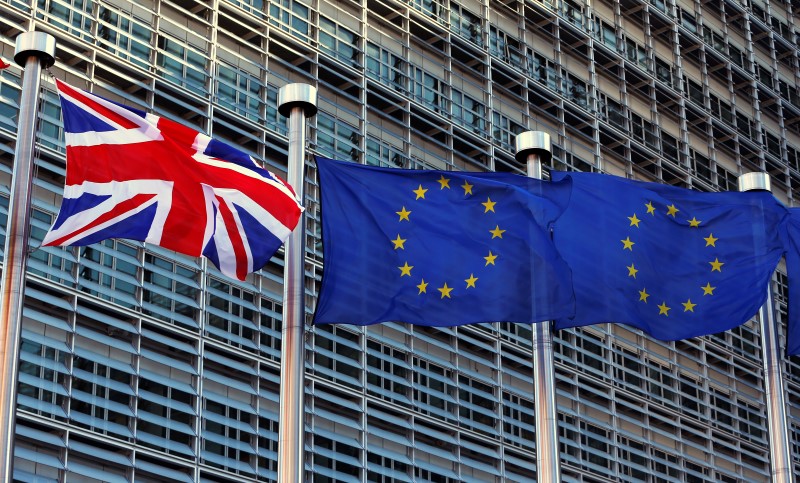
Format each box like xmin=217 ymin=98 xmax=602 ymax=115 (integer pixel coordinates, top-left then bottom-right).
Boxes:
xmin=392 ymin=174 xmax=502 ymax=299
xmin=625 ymin=201 xmax=720 ymax=317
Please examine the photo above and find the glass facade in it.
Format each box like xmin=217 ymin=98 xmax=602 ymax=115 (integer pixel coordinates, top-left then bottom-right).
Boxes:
xmin=1 ymin=0 xmax=800 ymax=481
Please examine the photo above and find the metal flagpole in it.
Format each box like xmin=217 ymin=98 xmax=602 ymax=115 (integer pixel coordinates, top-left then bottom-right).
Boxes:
xmin=515 ymin=131 xmax=561 ymax=483
xmin=0 ymin=32 xmax=55 ymax=481
xmin=738 ymin=172 xmax=793 ymax=483
xmin=276 ymin=83 xmax=317 ymax=483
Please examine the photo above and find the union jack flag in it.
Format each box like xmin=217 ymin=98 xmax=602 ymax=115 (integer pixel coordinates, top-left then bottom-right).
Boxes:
xmin=43 ymin=79 xmax=303 ymax=280
xmin=0 ymin=59 xmax=9 ymax=69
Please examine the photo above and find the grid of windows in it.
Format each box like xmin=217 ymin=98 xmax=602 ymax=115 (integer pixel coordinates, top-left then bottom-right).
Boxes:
xmin=2 ymin=0 xmax=800 ymax=480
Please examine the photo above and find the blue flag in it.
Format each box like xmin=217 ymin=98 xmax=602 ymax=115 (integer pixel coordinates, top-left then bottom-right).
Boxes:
xmin=551 ymin=171 xmax=787 ymax=341
xmin=313 ymin=157 xmax=575 ymax=327
xmin=781 ymin=208 xmax=800 ymax=355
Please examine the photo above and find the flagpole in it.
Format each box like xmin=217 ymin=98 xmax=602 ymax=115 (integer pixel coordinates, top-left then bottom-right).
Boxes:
xmin=515 ymin=131 xmax=561 ymax=483
xmin=738 ymin=172 xmax=793 ymax=483
xmin=276 ymin=83 xmax=316 ymax=483
xmin=0 ymin=32 xmax=55 ymax=481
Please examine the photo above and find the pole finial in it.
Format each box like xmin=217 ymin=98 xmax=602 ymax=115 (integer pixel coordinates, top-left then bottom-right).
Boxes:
xmin=14 ymin=32 xmax=56 ymax=68
xmin=738 ymin=172 xmax=771 ymax=192
xmin=278 ymin=83 xmax=317 ymax=118
xmin=515 ymin=131 xmax=551 ymax=165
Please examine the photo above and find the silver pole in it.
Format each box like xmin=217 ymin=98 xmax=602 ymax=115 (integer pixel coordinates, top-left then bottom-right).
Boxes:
xmin=0 ymin=32 xmax=55 ymax=481
xmin=738 ymin=172 xmax=793 ymax=483
xmin=276 ymin=83 xmax=316 ymax=483
xmin=0 ymin=32 xmax=56 ymax=481
xmin=515 ymin=131 xmax=561 ymax=483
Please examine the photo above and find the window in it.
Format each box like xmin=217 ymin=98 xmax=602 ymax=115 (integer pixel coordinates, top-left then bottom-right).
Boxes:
xmin=143 ymin=253 xmax=199 ymax=330
xmin=679 ymin=7 xmax=698 ymax=35
xmin=580 ymin=421 xmax=611 ymax=471
xmin=709 ymin=388 xmax=733 ymax=429
xmin=411 ymin=67 xmax=447 ymax=114
xmin=314 ymin=325 xmax=362 ymax=389
xmin=413 ymin=358 xmax=456 ymax=421
xmin=528 ymin=50 xmax=558 ymax=92
xmin=36 ymin=0 xmax=92 ymax=40
xmin=489 ymin=26 xmax=522 ymax=65
xmin=78 ymin=240 xmax=139 ymax=308
xmin=458 ymin=374 xmax=497 ymax=434
xmin=319 ymin=15 xmax=359 ymax=66
xmin=655 ymin=57 xmax=675 ymax=88
xmin=366 ymin=42 xmax=407 ymax=92
xmin=317 ymin=113 xmax=360 ymax=161
xmin=269 ymin=0 xmax=310 ymax=39
xmin=502 ymin=392 xmax=534 ymax=448
xmin=97 ymin=7 xmax=153 ymax=69
xmin=217 ymin=65 xmax=263 ymax=122
xmin=206 ymin=278 xmax=258 ymax=352
xmin=594 ymin=19 xmax=617 ymax=50
xmin=646 ymin=360 xmax=676 ymax=403
xmin=625 ymin=37 xmax=648 ymax=70
xmin=565 ymin=73 xmax=588 ymax=108
xmin=613 ymin=347 xmax=642 ymax=389
xmin=598 ymin=93 xmax=626 ymax=131
xmin=451 ymin=87 xmax=485 ymax=133
xmin=366 ymin=340 xmax=410 ymax=405
xmin=156 ymin=36 xmax=209 ymax=95
xmin=492 ymin=111 xmax=523 ymax=151
xmin=690 ymin=149 xmax=712 ymax=184
xmin=366 ymin=137 xmax=407 ymax=168
xmin=450 ymin=3 xmax=482 ymax=46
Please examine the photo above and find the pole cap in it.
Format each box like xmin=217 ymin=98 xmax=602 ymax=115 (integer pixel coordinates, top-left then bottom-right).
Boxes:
xmin=738 ymin=172 xmax=771 ymax=192
xmin=14 ymin=31 xmax=56 ymax=68
xmin=278 ymin=83 xmax=318 ymax=118
xmin=515 ymin=131 xmax=552 ymax=165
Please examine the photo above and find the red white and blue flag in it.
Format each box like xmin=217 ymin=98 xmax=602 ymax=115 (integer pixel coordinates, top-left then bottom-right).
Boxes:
xmin=43 ymin=79 xmax=303 ymax=280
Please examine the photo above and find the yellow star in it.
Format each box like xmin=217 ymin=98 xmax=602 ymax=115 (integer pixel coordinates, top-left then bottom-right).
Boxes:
xmin=639 ymin=288 xmax=650 ymax=303
xmin=621 ymin=237 xmax=635 ymax=251
xmin=484 ymin=251 xmax=498 ymax=266
xmin=688 ymin=217 xmax=701 ymax=227
xmin=628 ymin=213 xmax=641 ymax=227
xmin=709 ymin=258 xmax=724 ymax=272
xmin=437 ymin=175 xmax=451 ymax=189
xmin=490 ymin=225 xmax=506 ymax=239
xmin=465 ymin=274 xmax=478 ymax=288
xmin=682 ymin=299 xmax=697 ymax=312
xmin=398 ymin=262 xmax=413 ymax=277
xmin=391 ymin=234 xmax=406 ymax=250
xmin=413 ymin=185 xmax=428 ymax=200
xmin=658 ymin=302 xmax=671 ymax=316
xmin=704 ymin=233 xmax=718 ymax=247
xmin=461 ymin=180 xmax=473 ymax=195
xmin=645 ymin=202 xmax=656 ymax=215
xmin=397 ymin=206 xmax=411 ymax=221
xmin=702 ymin=282 xmax=716 ymax=296
xmin=437 ymin=283 xmax=453 ymax=299
xmin=417 ymin=279 xmax=428 ymax=294
xmin=627 ymin=264 xmax=638 ymax=278
xmin=666 ymin=204 xmax=679 ymax=217
xmin=482 ymin=197 xmax=496 ymax=213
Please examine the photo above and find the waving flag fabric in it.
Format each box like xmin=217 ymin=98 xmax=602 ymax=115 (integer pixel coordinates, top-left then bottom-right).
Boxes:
xmin=781 ymin=208 xmax=800 ymax=355
xmin=44 ymin=80 xmax=303 ymax=280
xmin=0 ymin=59 xmax=9 ymax=70
xmin=313 ymin=157 xmax=575 ymax=327
xmin=551 ymin=171 xmax=787 ymax=341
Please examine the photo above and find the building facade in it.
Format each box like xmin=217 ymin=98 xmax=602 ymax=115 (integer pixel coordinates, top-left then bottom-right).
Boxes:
xmin=1 ymin=0 xmax=800 ymax=481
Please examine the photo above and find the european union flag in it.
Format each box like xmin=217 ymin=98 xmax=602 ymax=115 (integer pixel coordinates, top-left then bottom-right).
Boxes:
xmin=551 ymin=171 xmax=787 ymax=341
xmin=781 ymin=208 xmax=800 ymax=355
xmin=313 ymin=157 xmax=575 ymax=327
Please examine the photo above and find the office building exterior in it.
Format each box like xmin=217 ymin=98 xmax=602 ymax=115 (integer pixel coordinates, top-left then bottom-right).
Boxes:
xmin=1 ymin=0 xmax=799 ymax=481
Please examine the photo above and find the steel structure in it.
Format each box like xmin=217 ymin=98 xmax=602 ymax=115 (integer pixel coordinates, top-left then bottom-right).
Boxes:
xmin=0 ymin=0 xmax=799 ymax=481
